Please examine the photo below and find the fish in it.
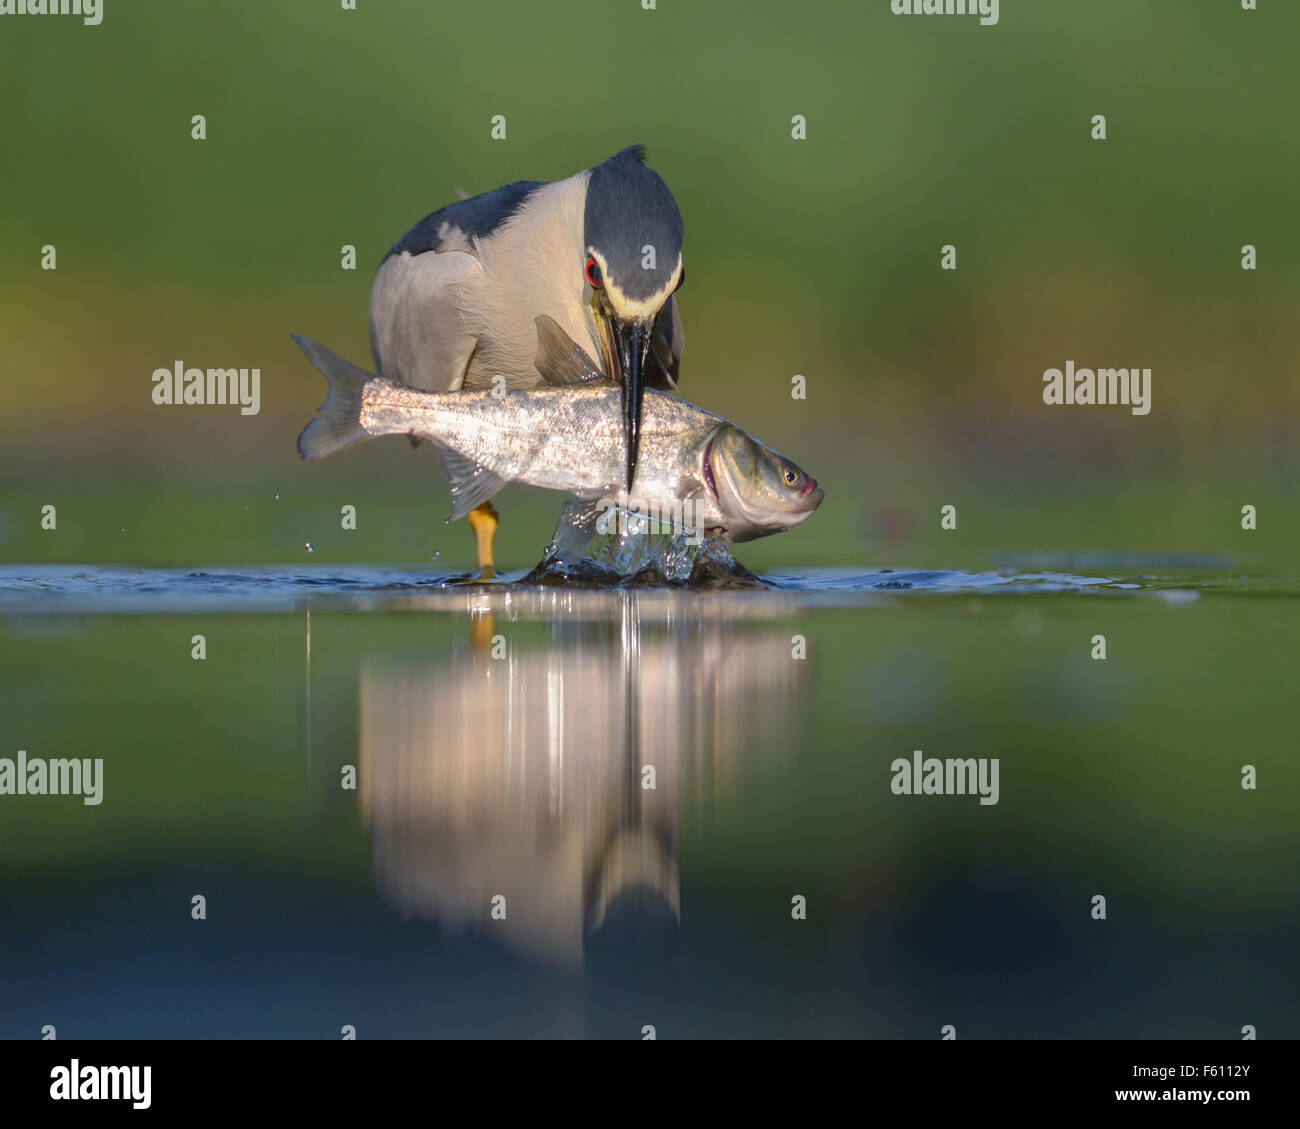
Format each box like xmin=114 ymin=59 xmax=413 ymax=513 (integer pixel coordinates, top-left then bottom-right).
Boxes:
xmin=294 ymin=316 xmax=823 ymax=543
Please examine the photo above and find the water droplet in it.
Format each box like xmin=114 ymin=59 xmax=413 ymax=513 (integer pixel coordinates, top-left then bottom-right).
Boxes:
xmin=274 ymin=492 xmax=281 ymax=500
xmin=431 ymin=550 xmax=440 ymax=560
xmin=304 ymin=542 xmax=314 ymax=553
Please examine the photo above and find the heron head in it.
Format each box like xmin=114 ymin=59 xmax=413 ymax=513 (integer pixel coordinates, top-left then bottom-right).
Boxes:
xmin=583 ymin=146 xmax=685 ymax=490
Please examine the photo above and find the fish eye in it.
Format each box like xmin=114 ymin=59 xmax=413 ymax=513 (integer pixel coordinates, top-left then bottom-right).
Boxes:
xmin=584 ymin=256 xmax=603 ymax=289
xmin=782 ymin=466 xmax=799 ymax=487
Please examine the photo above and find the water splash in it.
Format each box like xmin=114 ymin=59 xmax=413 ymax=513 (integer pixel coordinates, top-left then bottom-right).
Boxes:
xmin=522 ymin=499 xmax=767 ymax=589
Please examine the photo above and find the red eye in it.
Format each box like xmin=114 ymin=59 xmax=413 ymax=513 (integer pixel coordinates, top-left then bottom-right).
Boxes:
xmin=585 ymin=256 xmax=603 ymax=289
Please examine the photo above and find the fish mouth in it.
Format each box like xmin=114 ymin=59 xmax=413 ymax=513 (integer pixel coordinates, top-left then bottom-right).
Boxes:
xmin=796 ymin=476 xmax=824 ymax=512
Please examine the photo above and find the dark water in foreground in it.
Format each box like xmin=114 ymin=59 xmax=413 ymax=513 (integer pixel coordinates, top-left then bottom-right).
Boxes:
xmin=0 ymin=565 xmax=1296 ymax=1038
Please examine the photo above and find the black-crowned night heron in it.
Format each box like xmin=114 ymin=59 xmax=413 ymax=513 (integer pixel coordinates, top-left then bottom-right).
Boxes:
xmin=369 ymin=145 xmax=686 ymax=575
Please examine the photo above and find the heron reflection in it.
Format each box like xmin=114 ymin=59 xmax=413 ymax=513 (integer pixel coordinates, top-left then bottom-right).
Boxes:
xmin=357 ymin=594 xmax=810 ymax=968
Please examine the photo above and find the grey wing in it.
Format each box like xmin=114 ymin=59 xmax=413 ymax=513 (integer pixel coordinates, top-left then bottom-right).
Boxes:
xmin=645 ymin=294 xmax=684 ymax=390
xmin=370 ymin=181 xmax=545 ymax=390
xmin=368 ymin=249 xmax=480 ymax=392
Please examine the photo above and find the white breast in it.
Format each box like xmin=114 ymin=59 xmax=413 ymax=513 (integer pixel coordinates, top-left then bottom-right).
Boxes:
xmin=457 ymin=172 xmax=602 ymax=389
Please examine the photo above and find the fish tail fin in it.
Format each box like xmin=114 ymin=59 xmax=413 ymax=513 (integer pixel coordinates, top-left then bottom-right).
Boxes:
xmin=293 ymin=334 xmax=375 ymax=461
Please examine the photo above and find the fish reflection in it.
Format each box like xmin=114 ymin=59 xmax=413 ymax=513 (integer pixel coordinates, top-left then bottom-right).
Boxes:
xmin=358 ymin=599 xmax=809 ymax=968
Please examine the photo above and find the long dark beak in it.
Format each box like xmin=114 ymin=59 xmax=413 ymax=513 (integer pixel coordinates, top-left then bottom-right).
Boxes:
xmin=612 ymin=317 xmax=651 ymax=490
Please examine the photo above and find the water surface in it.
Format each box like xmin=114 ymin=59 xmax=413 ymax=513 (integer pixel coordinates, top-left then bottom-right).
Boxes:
xmin=1 ymin=565 xmax=1295 ymax=1038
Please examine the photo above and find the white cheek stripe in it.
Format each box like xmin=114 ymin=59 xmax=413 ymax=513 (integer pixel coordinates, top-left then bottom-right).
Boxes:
xmin=588 ymin=251 xmax=682 ymax=320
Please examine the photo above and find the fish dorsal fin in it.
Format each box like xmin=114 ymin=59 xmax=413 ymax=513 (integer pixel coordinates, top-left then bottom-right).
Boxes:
xmin=437 ymin=446 xmax=507 ymax=522
xmin=533 ymin=315 xmax=608 ymax=386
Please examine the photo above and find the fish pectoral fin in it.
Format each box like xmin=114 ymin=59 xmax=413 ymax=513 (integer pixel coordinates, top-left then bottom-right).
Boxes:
xmin=438 ymin=446 xmax=508 ymax=522
xmin=533 ymin=315 xmax=608 ymax=386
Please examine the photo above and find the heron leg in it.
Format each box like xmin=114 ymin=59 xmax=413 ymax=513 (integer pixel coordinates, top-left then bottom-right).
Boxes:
xmin=467 ymin=501 xmax=499 ymax=579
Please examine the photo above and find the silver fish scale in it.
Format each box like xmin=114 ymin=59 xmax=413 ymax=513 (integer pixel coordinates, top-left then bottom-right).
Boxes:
xmin=361 ymin=381 xmax=729 ymax=516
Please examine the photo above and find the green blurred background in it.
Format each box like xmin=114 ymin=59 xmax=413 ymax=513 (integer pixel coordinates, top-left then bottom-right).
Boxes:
xmin=1 ymin=0 xmax=1296 ymax=574
xmin=1 ymin=1 xmax=1298 ymax=1041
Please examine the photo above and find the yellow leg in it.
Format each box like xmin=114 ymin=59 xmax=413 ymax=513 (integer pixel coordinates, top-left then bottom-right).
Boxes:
xmin=467 ymin=501 xmax=499 ymax=579
xmin=470 ymin=612 xmax=496 ymax=653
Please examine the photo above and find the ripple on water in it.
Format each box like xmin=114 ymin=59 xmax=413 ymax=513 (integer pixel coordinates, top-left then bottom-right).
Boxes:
xmin=0 ymin=561 xmax=1256 ymax=619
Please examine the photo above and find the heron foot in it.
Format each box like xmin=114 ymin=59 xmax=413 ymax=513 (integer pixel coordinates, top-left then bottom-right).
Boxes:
xmin=463 ymin=501 xmax=500 ymax=581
